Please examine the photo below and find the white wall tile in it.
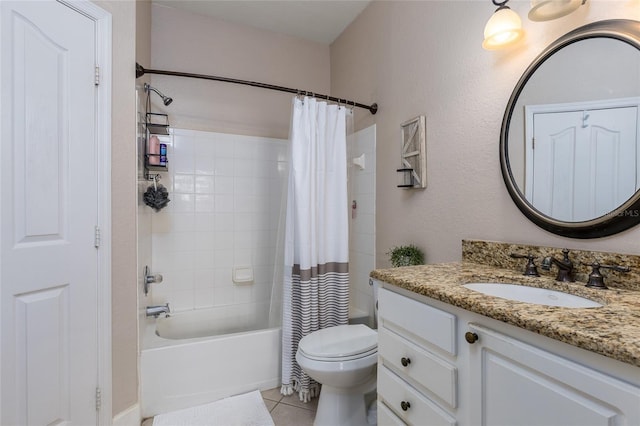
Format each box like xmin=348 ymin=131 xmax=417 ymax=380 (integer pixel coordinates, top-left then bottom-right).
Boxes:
xmin=150 ymin=130 xmax=289 ymax=315
xmin=195 ymin=175 xmax=215 ymax=194
xmin=195 ymin=213 xmax=215 ymax=232
xmin=171 ymin=136 xmax=195 ymax=174
xmin=173 ymin=173 xmax=195 ymax=193
xmin=172 ymin=290 xmax=195 ymax=312
xmin=213 ymin=286 xmax=235 ymax=306
xmin=214 ymin=194 xmax=234 ymax=213
xmin=195 ymin=194 xmax=215 ymax=213
xmin=214 ymin=248 xmax=234 ymax=268
xmin=173 ymin=232 xmax=196 ymax=252
xmin=194 ymin=285 xmax=215 ymax=309
xmin=214 ymin=157 xmax=235 ymax=176
xmin=195 ymin=232 xmax=216 ymax=251
xmin=170 ymin=213 xmax=196 ymax=232
xmin=193 ymin=250 xmax=215 ymax=270
xmin=214 ymin=176 xmax=235 ymax=194
xmin=214 ymin=213 xmax=234 ymax=232
xmin=194 ymin=268 xmax=215 ymax=285
xmin=172 ymin=193 xmax=195 ymax=213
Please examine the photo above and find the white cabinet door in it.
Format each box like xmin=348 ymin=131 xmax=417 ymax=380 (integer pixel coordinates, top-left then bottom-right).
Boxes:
xmin=467 ymin=324 xmax=640 ymax=426
xmin=1 ymin=2 xmax=101 ymax=425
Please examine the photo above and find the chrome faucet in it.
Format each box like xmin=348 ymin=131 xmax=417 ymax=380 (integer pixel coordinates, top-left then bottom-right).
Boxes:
xmin=541 ymin=249 xmax=574 ymax=282
xmin=146 ymin=303 xmax=170 ymax=318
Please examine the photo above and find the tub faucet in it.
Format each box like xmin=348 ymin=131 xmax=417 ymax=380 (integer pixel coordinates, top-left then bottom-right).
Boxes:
xmin=541 ymin=249 xmax=574 ymax=282
xmin=146 ymin=303 xmax=170 ymax=318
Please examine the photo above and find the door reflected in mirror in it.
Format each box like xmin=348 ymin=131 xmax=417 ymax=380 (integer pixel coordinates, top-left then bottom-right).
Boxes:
xmin=500 ymin=20 xmax=640 ymax=238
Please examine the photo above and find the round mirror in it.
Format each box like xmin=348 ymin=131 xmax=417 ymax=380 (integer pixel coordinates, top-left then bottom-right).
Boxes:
xmin=501 ymin=19 xmax=640 ymax=238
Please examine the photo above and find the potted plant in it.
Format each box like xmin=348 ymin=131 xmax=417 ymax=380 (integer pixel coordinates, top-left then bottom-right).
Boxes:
xmin=387 ymin=244 xmax=425 ymax=267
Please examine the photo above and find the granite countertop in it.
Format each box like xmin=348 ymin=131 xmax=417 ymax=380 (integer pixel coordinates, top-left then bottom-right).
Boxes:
xmin=370 ymin=262 xmax=640 ymax=368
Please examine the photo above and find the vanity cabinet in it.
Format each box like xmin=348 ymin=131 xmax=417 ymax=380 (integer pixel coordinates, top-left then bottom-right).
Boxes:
xmin=377 ymin=287 xmax=458 ymax=425
xmin=376 ymin=284 xmax=640 ymax=426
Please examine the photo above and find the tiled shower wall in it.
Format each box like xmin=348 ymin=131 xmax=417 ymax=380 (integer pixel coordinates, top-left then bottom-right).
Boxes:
xmin=148 ymin=129 xmax=287 ymax=315
xmin=347 ymin=125 xmax=376 ymax=322
xmin=145 ymin=125 xmax=376 ymax=323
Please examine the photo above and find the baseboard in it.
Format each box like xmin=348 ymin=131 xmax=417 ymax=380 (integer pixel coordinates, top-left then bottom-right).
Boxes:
xmin=113 ymin=403 xmax=141 ymax=426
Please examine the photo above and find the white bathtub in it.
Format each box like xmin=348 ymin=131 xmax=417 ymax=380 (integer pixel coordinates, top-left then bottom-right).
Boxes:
xmin=141 ymin=307 xmax=281 ymax=417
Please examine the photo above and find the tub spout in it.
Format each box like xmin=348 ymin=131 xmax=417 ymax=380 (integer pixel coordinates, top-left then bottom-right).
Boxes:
xmin=146 ymin=303 xmax=170 ymax=318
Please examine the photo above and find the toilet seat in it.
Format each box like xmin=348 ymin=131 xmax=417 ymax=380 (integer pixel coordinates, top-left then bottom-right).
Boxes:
xmin=298 ymin=324 xmax=377 ymax=362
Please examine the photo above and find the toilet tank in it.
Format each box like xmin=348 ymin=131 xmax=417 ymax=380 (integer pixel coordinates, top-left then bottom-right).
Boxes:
xmin=348 ymin=279 xmax=380 ymax=329
xmin=371 ymin=278 xmax=380 ymax=329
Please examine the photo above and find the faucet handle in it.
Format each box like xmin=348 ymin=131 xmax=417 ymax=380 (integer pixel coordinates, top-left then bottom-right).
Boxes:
xmin=582 ymin=261 xmax=630 ymax=290
xmin=510 ymin=253 xmax=540 ymax=277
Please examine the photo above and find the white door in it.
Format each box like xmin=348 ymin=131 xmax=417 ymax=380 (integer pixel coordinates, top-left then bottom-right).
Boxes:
xmin=526 ymin=105 xmax=638 ymax=221
xmin=1 ymin=1 xmax=101 ymax=424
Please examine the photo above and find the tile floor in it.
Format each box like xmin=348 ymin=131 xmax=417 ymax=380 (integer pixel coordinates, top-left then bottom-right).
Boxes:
xmin=261 ymin=387 xmax=318 ymax=426
xmin=140 ymin=387 xmax=317 ymax=426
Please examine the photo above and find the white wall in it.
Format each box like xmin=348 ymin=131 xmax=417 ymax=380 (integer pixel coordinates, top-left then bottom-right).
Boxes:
xmin=149 ymin=3 xmax=330 ymax=139
xmin=147 ymin=129 xmax=287 ymax=317
xmin=331 ymin=1 xmax=640 ymax=267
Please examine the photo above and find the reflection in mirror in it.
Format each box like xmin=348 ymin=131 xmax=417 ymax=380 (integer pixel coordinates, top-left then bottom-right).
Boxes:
xmin=501 ymin=20 xmax=640 ymax=238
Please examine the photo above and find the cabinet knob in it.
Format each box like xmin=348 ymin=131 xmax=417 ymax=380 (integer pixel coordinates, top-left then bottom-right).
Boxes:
xmin=400 ymin=401 xmax=411 ymax=411
xmin=465 ymin=331 xmax=479 ymax=344
xmin=400 ymin=357 xmax=411 ymax=367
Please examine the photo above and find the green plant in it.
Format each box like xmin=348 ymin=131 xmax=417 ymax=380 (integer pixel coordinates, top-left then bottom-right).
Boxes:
xmin=387 ymin=244 xmax=425 ymax=267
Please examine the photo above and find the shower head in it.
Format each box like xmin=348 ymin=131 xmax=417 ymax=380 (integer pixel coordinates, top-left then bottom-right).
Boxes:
xmin=144 ymin=83 xmax=173 ymax=106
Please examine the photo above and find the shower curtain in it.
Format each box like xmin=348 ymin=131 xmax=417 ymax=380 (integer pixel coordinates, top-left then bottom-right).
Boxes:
xmin=281 ymin=97 xmax=350 ymax=402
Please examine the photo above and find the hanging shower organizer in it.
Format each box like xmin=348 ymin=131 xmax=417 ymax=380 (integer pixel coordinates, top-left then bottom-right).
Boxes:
xmin=144 ymin=112 xmax=170 ymax=172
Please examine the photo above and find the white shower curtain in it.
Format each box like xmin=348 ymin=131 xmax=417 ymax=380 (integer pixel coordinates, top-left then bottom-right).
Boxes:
xmin=281 ymin=97 xmax=350 ymax=402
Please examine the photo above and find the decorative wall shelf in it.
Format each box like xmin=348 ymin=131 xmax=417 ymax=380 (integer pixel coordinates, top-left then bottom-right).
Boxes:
xmin=398 ymin=115 xmax=426 ymax=189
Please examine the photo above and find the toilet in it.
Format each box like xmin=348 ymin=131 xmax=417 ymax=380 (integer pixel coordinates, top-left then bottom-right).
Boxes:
xmin=295 ymin=281 xmax=379 ymax=426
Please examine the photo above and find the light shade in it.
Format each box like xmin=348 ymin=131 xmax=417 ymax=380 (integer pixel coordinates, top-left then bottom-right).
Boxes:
xmin=528 ymin=0 xmax=583 ymax=22
xmin=483 ymin=7 xmax=524 ymax=50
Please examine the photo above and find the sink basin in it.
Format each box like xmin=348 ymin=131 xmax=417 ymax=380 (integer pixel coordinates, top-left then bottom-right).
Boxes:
xmin=463 ymin=283 xmax=602 ymax=308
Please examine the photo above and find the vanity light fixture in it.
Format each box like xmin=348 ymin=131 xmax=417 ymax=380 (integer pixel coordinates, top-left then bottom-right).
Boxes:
xmin=483 ymin=0 xmax=525 ymax=50
xmin=528 ymin=0 xmax=587 ymax=22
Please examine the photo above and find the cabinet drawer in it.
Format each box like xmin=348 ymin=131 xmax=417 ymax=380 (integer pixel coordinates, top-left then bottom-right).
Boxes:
xmin=378 ymin=366 xmax=456 ymax=426
xmin=379 ymin=288 xmax=456 ymax=355
xmin=377 ymin=401 xmax=407 ymax=426
xmin=379 ymin=327 xmax=457 ymax=408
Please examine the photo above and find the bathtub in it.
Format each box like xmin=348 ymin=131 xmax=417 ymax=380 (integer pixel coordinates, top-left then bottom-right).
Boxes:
xmin=140 ymin=306 xmax=281 ymax=417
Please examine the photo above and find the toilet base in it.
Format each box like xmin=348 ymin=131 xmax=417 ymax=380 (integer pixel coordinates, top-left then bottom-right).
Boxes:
xmin=313 ymin=377 xmax=376 ymax=426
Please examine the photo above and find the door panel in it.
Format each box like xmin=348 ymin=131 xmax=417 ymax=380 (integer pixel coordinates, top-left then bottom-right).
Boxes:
xmin=527 ymin=104 xmax=638 ymax=221
xmin=1 ymin=1 xmax=99 ymax=424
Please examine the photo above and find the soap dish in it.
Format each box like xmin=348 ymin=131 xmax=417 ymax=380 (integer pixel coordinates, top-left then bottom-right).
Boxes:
xmin=233 ymin=266 xmax=254 ymax=284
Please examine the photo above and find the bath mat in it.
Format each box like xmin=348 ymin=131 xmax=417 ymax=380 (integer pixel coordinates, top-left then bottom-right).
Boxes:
xmin=152 ymin=390 xmax=274 ymax=426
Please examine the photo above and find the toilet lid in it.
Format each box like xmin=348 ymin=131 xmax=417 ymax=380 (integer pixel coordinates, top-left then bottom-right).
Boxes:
xmin=298 ymin=324 xmax=377 ymax=360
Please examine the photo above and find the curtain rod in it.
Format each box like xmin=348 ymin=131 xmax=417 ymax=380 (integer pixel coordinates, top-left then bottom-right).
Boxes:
xmin=136 ymin=63 xmax=378 ymax=115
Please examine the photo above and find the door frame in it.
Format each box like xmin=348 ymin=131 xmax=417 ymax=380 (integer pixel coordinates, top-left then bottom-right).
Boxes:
xmin=0 ymin=0 xmax=112 ymax=422
xmin=61 ymin=1 xmax=113 ymax=422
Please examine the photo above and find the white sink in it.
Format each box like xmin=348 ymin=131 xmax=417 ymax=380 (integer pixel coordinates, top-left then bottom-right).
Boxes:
xmin=463 ymin=283 xmax=602 ymax=308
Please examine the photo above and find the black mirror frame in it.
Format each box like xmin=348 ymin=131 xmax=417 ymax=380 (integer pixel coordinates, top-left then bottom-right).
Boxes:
xmin=500 ymin=19 xmax=640 ymax=239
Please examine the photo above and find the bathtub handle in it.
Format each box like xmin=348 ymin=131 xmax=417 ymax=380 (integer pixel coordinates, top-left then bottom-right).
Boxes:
xmin=144 ymin=265 xmax=163 ymax=296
